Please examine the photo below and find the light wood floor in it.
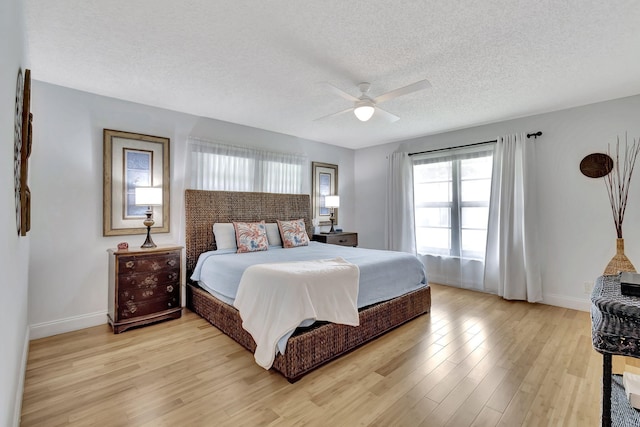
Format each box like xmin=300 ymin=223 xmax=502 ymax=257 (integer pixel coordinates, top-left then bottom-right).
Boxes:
xmin=21 ymin=284 xmax=604 ymax=426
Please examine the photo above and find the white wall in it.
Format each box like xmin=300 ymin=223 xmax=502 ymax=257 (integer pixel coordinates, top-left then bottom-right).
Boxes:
xmin=352 ymin=141 xmax=401 ymax=249
xmin=0 ymin=0 xmax=30 ymax=425
xmin=28 ymin=81 xmax=355 ymax=337
xmin=355 ymin=94 xmax=640 ymax=311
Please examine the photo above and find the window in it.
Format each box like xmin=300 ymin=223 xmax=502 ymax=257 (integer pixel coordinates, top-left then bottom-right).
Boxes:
xmin=413 ymin=146 xmax=493 ymax=260
xmin=188 ymin=138 xmax=308 ymax=194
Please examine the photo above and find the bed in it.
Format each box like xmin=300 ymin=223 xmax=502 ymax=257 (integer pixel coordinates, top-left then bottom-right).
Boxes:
xmin=185 ymin=189 xmax=431 ymax=381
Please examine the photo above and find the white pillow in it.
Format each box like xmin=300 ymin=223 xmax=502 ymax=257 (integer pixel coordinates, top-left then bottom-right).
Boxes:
xmin=213 ymin=223 xmax=237 ymax=251
xmin=265 ymin=223 xmax=282 ymax=247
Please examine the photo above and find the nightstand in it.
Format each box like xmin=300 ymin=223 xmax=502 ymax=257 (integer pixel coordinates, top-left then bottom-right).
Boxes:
xmin=107 ymin=245 xmax=182 ymax=333
xmin=312 ymin=232 xmax=358 ymax=247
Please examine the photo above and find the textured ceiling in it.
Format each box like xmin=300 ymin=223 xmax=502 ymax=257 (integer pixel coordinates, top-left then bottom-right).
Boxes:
xmin=24 ymin=0 xmax=640 ymax=149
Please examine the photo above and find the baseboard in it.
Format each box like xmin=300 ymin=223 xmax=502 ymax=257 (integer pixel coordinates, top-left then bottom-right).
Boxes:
xmin=542 ymin=293 xmax=590 ymax=312
xmin=13 ymin=326 xmax=29 ymax=427
xmin=29 ymin=311 xmax=107 ymax=340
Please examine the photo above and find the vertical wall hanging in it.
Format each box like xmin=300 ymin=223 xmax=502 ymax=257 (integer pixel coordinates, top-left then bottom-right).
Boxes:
xmin=14 ymin=68 xmax=33 ymax=236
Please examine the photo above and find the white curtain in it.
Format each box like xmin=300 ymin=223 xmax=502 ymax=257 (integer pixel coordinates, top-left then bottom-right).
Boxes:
xmin=484 ymin=133 xmax=542 ymax=302
xmin=385 ymin=152 xmax=416 ymax=253
xmin=422 ymin=255 xmax=486 ymax=290
xmin=188 ymin=137 xmax=307 ymax=194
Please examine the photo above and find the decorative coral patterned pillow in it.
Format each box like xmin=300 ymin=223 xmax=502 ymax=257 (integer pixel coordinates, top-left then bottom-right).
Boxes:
xmin=233 ymin=221 xmax=269 ymax=253
xmin=277 ymin=219 xmax=310 ymax=248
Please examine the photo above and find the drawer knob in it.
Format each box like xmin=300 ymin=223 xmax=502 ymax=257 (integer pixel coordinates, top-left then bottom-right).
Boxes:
xmin=167 ymin=285 xmax=174 ymax=292
xmin=168 ymin=302 xmax=172 ymax=307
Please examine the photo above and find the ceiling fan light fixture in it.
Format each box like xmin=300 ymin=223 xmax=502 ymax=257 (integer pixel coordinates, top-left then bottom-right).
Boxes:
xmin=317 ymin=79 xmax=430 ymax=123
xmin=354 ymin=103 xmax=375 ymax=121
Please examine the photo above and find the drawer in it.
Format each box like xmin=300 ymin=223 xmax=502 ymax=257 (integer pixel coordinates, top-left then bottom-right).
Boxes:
xmin=118 ymin=252 xmax=180 ymax=274
xmin=326 ymin=234 xmax=358 ymax=246
xmin=119 ymin=283 xmax=179 ymax=303
xmin=117 ymin=270 xmax=179 ymax=289
xmin=118 ymin=294 xmax=179 ymax=319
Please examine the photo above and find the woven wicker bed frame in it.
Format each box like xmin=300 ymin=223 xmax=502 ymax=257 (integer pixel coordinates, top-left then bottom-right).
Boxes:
xmin=184 ymin=189 xmax=431 ymax=381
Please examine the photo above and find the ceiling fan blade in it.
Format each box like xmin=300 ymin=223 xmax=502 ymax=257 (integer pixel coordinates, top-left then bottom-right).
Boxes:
xmin=314 ymin=107 xmax=354 ymax=121
xmin=373 ymin=79 xmax=431 ymax=104
xmin=323 ymin=82 xmax=360 ymax=102
xmin=374 ymin=107 xmax=400 ymax=122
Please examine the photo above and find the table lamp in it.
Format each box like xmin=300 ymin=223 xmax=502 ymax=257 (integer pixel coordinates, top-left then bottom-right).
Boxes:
xmin=324 ymin=195 xmax=340 ymax=234
xmin=134 ymin=186 xmax=162 ymax=248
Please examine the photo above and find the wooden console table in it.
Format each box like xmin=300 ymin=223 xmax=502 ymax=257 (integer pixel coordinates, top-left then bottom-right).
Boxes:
xmin=591 ymin=275 xmax=640 ymax=426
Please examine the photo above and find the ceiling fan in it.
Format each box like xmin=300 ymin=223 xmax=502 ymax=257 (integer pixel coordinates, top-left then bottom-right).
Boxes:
xmin=316 ymin=79 xmax=431 ymax=122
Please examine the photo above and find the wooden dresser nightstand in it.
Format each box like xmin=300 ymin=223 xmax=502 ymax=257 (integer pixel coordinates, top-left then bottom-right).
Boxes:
xmin=108 ymin=245 xmax=182 ymax=333
xmin=312 ymin=232 xmax=358 ymax=247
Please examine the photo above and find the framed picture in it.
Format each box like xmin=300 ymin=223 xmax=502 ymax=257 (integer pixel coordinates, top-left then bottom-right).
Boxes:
xmin=311 ymin=162 xmax=338 ymax=226
xmin=103 ymin=129 xmax=170 ymax=236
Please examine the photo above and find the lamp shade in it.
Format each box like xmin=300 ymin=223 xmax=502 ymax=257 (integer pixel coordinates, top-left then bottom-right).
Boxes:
xmin=324 ymin=195 xmax=340 ymax=208
xmin=354 ymin=105 xmax=375 ymax=122
xmin=134 ymin=187 xmax=163 ymax=206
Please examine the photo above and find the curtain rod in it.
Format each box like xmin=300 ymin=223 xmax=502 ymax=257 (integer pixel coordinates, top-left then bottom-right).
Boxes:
xmin=408 ymin=131 xmax=543 ymax=157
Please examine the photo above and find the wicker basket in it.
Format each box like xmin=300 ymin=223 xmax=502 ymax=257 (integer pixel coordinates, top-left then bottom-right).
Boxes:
xmin=604 ymin=238 xmax=636 ymax=275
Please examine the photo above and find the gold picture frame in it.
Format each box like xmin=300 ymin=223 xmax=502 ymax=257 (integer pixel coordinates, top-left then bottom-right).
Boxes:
xmin=103 ymin=129 xmax=170 ymax=236
xmin=311 ymin=162 xmax=338 ymax=226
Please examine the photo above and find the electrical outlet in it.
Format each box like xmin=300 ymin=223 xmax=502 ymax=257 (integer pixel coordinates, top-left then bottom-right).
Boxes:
xmin=584 ymin=281 xmax=594 ymax=294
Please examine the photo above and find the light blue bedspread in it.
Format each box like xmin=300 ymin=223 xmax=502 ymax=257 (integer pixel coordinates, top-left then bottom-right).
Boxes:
xmin=191 ymin=241 xmax=427 ymax=308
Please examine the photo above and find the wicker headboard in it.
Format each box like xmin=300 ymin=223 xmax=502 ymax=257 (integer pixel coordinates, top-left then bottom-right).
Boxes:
xmin=184 ymin=190 xmax=313 ymax=273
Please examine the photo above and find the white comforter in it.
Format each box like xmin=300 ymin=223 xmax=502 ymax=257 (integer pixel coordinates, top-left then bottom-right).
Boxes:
xmin=233 ymin=257 xmax=360 ymax=369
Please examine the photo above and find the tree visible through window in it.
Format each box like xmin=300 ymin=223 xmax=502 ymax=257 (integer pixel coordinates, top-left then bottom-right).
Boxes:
xmin=413 ymin=147 xmax=493 ymax=260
